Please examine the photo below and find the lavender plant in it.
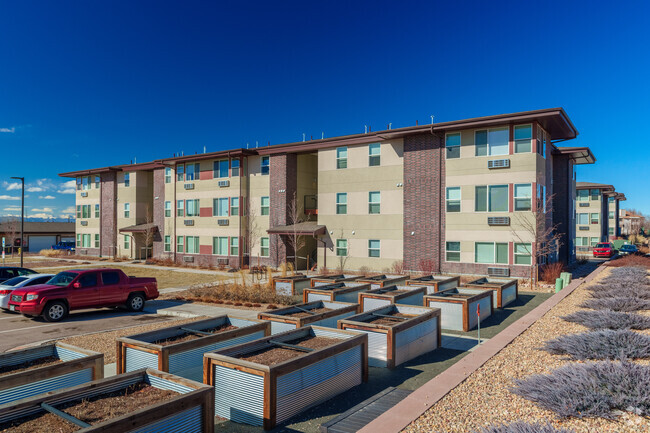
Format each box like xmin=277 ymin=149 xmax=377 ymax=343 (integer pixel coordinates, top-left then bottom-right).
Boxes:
xmin=580 ymin=297 xmax=650 ymax=312
xmin=562 ymin=309 xmax=650 ymax=330
xmin=541 ymin=329 xmax=650 ymax=360
xmin=476 ymin=422 xmax=575 ymax=433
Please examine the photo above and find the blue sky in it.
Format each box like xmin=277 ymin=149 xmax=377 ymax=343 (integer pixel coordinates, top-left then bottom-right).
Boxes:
xmin=1 ymin=0 xmax=648 ymax=219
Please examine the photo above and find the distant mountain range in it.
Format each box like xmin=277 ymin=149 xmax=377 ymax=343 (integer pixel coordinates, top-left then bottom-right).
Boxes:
xmin=0 ymin=216 xmax=75 ymax=223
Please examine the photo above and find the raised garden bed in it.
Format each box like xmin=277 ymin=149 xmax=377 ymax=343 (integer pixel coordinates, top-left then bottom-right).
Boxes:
xmin=258 ymin=300 xmax=360 ymax=335
xmin=0 ymin=342 xmax=103 ymax=406
xmin=204 ymin=326 xmax=367 ymax=429
xmin=302 ymin=282 xmax=371 ymax=303
xmin=358 ymin=285 xmax=427 ymax=312
xmin=464 ymin=277 xmax=518 ymax=309
xmin=116 ymin=316 xmax=270 ymax=382
xmin=424 ymin=288 xmax=493 ymax=332
xmin=356 ymin=274 xmax=410 ymax=289
xmin=273 ymin=274 xmax=323 ymax=296
xmin=311 ymin=274 xmax=362 ymax=287
xmin=0 ymin=368 xmax=214 ymax=433
xmin=407 ymin=275 xmax=460 ymax=293
xmin=338 ymin=304 xmax=441 ymax=368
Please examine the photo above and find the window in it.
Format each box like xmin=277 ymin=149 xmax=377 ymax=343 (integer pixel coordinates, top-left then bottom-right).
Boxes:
xmin=101 ymin=272 xmax=120 ymax=285
xmin=514 ymin=184 xmax=532 ymax=211
xmin=577 ymin=190 xmax=589 ymax=202
xmin=260 ymin=196 xmax=270 ymax=215
xmin=76 ymin=177 xmax=82 ymax=191
xmin=537 ymin=127 xmax=545 ymax=157
xmin=475 ymin=128 xmax=509 ymax=156
xmin=446 ymin=242 xmax=460 ymax=262
xmin=260 ymin=237 xmax=269 ymax=256
xmin=94 ymin=204 xmax=100 ymax=218
xmin=590 ymin=237 xmax=599 ymax=247
xmin=608 ymin=197 xmax=615 ymax=204
xmin=124 ymin=173 xmax=130 ymax=187
xmin=82 ymin=234 xmax=91 ymax=248
xmin=185 ymin=163 xmax=200 ymax=181
xmin=475 ymin=242 xmax=508 ymax=264
xmin=575 ymin=237 xmax=588 ymax=246
xmin=590 ymin=213 xmax=599 ymax=224
xmin=336 ymin=193 xmax=347 ymax=214
xmin=609 ymin=227 xmax=615 ymax=236
xmin=213 ymin=198 xmax=229 ymax=217
xmin=123 ymin=203 xmax=130 ymax=218
xmin=82 ymin=205 xmax=90 ymax=219
xmin=78 ymin=273 xmax=97 ymax=288
xmin=76 ymin=234 xmax=80 ymax=247
xmin=231 ymin=197 xmax=239 ymax=216
xmin=368 ymin=191 xmax=380 ymax=214
xmin=176 ymin=236 xmax=184 ymax=253
xmin=214 ymin=160 xmax=229 ymax=178
xmin=124 ymin=235 xmax=130 ymax=250
xmin=446 ymin=187 xmax=461 ymax=212
xmin=514 ymin=125 xmax=532 ymax=153
xmin=336 ymin=147 xmax=347 ymax=169
xmin=230 ymin=237 xmax=239 ymax=256
xmin=446 ymin=133 xmax=461 ymax=159
xmin=186 ymin=236 xmax=199 ymax=254
xmin=94 ymin=234 xmax=100 ymax=248
xmin=164 ymin=235 xmax=171 ymax=252
xmin=231 ymin=159 xmax=240 ymax=177
xmin=177 ymin=200 xmax=184 ymax=217
xmin=369 ymin=143 xmax=380 ymax=166
xmin=186 ymin=199 xmax=199 ymax=217
xmin=577 ymin=213 xmax=589 ymax=225
xmin=76 ymin=205 xmax=81 ymax=219
xmin=261 ymin=156 xmax=270 ymax=175
xmin=213 ymin=237 xmax=228 ymax=255
xmin=489 ymin=185 xmax=508 ymax=212
xmin=336 ymin=239 xmax=347 ymax=256
xmin=514 ymin=243 xmax=532 ymax=265
xmin=95 ymin=176 xmax=100 ymax=188
xmin=165 ymin=167 xmax=172 ymax=183
xmin=82 ymin=176 xmax=90 ymax=190
xmin=165 ymin=201 xmax=171 ymax=218
xmin=590 ymin=189 xmax=599 ymax=201
xmin=475 ymin=186 xmax=487 ymax=212
xmin=609 ymin=211 xmax=614 ymax=219
xmin=176 ymin=164 xmax=184 ymax=182
xmin=368 ymin=240 xmax=380 ymax=257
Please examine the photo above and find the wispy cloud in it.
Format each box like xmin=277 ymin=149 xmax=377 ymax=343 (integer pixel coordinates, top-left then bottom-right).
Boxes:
xmin=0 ymin=195 xmax=20 ymax=200
xmin=39 ymin=195 xmax=56 ymax=199
xmin=57 ymin=180 xmax=76 ymax=194
xmin=61 ymin=206 xmax=76 ymax=214
xmin=3 ymin=207 xmax=20 ymax=212
xmin=31 ymin=207 xmax=53 ymax=213
xmin=0 ymin=127 xmax=15 ymax=133
xmin=28 ymin=213 xmax=55 ymax=219
xmin=6 ymin=183 xmax=21 ymax=191
xmin=26 ymin=187 xmax=44 ymax=192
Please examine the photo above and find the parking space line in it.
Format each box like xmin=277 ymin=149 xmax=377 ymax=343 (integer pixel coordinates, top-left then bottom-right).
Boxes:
xmin=0 ymin=323 xmax=60 ymax=334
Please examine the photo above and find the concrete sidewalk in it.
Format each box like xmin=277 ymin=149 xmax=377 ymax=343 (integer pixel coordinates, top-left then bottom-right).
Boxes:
xmin=143 ymin=299 xmax=260 ymax=320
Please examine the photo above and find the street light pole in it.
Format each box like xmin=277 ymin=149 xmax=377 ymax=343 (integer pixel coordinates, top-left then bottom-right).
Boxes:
xmin=10 ymin=177 xmax=24 ymax=268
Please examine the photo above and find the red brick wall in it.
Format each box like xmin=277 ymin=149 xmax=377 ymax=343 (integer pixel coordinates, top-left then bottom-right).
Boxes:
xmin=441 ymin=261 xmax=532 ymax=278
xmin=152 ymin=168 xmax=165 ymax=257
xmin=269 ymin=153 xmax=297 ymax=266
xmin=100 ymin=171 xmax=117 ymax=257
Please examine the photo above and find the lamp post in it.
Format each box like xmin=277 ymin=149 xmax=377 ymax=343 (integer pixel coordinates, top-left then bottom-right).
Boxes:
xmin=10 ymin=177 xmax=24 ymax=267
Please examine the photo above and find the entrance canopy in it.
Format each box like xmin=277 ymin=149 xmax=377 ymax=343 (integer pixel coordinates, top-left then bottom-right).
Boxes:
xmin=267 ymin=222 xmax=326 ymax=236
xmin=118 ymin=223 xmax=158 ymax=234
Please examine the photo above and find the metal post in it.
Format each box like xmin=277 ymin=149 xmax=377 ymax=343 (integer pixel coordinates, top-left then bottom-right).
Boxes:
xmin=10 ymin=177 xmax=24 ymax=267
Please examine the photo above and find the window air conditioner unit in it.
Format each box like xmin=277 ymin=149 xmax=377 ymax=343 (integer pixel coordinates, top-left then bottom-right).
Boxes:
xmin=579 ymin=226 xmax=589 ymax=231
xmin=217 ymin=219 xmax=229 ymax=226
xmin=217 ymin=258 xmax=229 ymax=265
xmin=184 ymin=220 xmax=194 ymax=226
xmin=183 ymin=256 xmax=194 ymax=263
xmin=488 ymin=216 xmax=510 ymax=226
xmin=487 ymin=159 xmax=510 ymax=169
xmin=579 ymin=203 xmax=589 ymax=207
xmin=80 ymin=192 xmax=88 ymax=197
xmin=487 ymin=267 xmax=510 ymax=277
xmin=184 ymin=183 xmax=194 ymax=190
xmin=218 ymin=180 xmax=230 ymax=187
xmin=80 ymin=221 xmax=88 ymax=226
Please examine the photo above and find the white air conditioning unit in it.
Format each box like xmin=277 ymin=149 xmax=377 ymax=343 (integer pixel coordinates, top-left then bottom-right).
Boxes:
xmin=184 ymin=220 xmax=194 ymax=226
xmin=487 ymin=159 xmax=510 ymax=169
xmin=80 ymin=192 xmax=88 ymax=197
xmin=487 ymin=216 xmax=510 ymax=226
xmin=217 ymin=219 xmax=229 ymax=226
xmin=217 ymin=258 xmax=229 ymax=265
xmin=579 ymin=226 xmax=589 ymax=231
xmin=218 ymin=180 xmax=230 ymax=187
xmin=184 ymin=183 xmax=195 ymax=190
xmin=183 ymin=256 xmax=194 ymax=263
xmin=579 ymin=203 xmax=589 ymax=207
xmin=487 ymin=267 xmax=510 ymax=277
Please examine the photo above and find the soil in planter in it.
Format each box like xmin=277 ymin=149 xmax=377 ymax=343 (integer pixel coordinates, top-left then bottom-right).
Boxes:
xmin=154 ymin=324 xmax=238 ymax=346
xmin=0 ymin=356 xmax=61 ymax=377
xmin=285 ymin=307 xmax=332 ymax=318
xmin=367 ymin=312 xmax=417 ymax=326
xmin=239 ymin=336 xmax=340 ymax=365
xmin=0 ymin=383 xmax=177 ymax=433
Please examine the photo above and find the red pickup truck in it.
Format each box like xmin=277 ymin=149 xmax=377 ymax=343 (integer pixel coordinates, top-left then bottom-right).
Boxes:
xmin=7 ymin=268 xmax=158 ymax=322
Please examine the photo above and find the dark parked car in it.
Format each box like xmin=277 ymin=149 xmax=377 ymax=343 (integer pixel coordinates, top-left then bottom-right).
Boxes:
xmin=52 ymin=241 xmax=75 ymax=251
xmin=0 ymin=267 xmax=37 ymax=284
xmin=618 ymin=244 xmax=639 ymax=256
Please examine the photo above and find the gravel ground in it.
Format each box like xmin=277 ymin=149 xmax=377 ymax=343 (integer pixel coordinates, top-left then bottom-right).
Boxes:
xmin=59 ymin=316 xmax=206 ymax=364
xmin=404 ymin=267 xmax=650 ymax=433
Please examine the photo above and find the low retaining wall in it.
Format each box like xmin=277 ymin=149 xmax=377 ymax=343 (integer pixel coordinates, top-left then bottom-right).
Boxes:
xmin=259 ymin=301 xmax=360 ymax=335
xmin=359 ymin=285 xmax=426 ymax=312
xmin=464 ymin=277 xmax=518 ymax=309
xmin=302 ymin=282 xmax=371 ymax=303
xmin=407 ymin=275 xmax=460 ymax=293
xmin=424 ymin=288 xmax=493 ymax=332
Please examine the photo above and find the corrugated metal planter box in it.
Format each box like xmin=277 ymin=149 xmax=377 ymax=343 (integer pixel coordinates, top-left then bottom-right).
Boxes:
xmin=259 ymin=301 xmax=360 ymax=335
xmin=204 ymin=326 xmax=367 ymax=429
xmin=116 ymin=316 xmax=270 ymax=382
xmin=407 ymin=275 xmax=460 ymax=293
xmin=358 ymin=285 xmax=426 ymax=312
xmin=0 ymin=342 xmax=103 ymax=406
xmin=424 ymin=288 xmax=493 ymax=332
xmin=464 ymin=277 xmax=518 ymax=308
xmin=273 ymin=275 xmax=323 ymax=296
xmin=0 ymin=368 xmax=214 ymax=433
xmin=302 ymin=282 xmax=371 ymax=303
xmin=356 ymin=274 xmax=409 ymax=289
xmin=310 ymin=274 xmax=361 ymax=287
xmin=338 ymin=304 xmax=441 ymax=368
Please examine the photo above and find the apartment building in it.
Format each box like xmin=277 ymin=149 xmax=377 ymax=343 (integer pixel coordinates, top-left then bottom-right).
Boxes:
xmin=60 ymin=108 xmax=594 ymax=277
xmin=619 ymin=209 xmax=643 ymax=236
xmin=574 ymin=182 xmax=625 ymax=252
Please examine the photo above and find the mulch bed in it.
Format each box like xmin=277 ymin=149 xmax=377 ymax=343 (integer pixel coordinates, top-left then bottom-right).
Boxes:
xmin=0 ymin=383 xmax=176 ymax=433
xmin=285 ymin=307 xmax=332 ymax=318
xmin=0 ymin=356 xmax=62 ymax=377
xmin=367 ymin=312 xmax=416 ymax=326
xmin=153 ymin=325 xmax=238 ymax=346
xmin=239 ymin=336 xmax=339 ymax=365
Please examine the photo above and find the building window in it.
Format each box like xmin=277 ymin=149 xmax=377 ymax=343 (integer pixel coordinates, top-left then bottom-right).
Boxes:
xmin=475 ymin=242 xmax=508 ymax=264
xmin=336 ymin=193 xmax=347 ymax=214
xmin=81 ymin=234 xmax=90 ymax=248
xmin=177 ymin=200 xmax=184 ymax=217
xmin=476 ymin=185 xmax=509 ymax=212
xmin=514 ymin=184 xmax=532 ymax=211
xmin=95 ymin=176 xmax=100 ymax=189
xmin=590 ymin=237 xmax=599 ymax=247
xmin=537 ymin=127 xmax=545 ymax=157
xmin=368 ymin=191 xmax=380 ymax=214
xmin=76 ymin=178 xmax=82 ymax=191
xmin=123 ymin=203 xmax=130 ymax=218
xmin=514 ymin=243 xmax=532 ymax=265
xmin=609 ymin=227 xmax=615 ymax=236
xmin=76 ymin=234 xmax=81 ymax=247
xmin=124 ymin=173 xmax=130 ymax=187
xmin=94 ymin=204 xmax=100 ymax=218
xmin=446 ymin=187 xmax=461 ymax=212
xmin=165 ymin=201 xmax=171 ymax=218
xmin=213 ymin=198 xmax=229 ymax=217
xmin=609 ymin=211 xmax=614 ymax=219
xmin=176 ymin=236 xmax=184 ymax=253
xmin=185 ymin=236 xmax=199 ymax=254
xmin=577 ymin=213 xmax=589 ymax=225
xmin=214 ymin=160 xmax=229 ymax=178
xmin=590 ymin=189 xmax=599 ymax=201
xmin=185 ymin=163 xmax=200 ymax=181
xmin=475 ymin=186 xmax=487 ymax=212
xmin=186 ymin=199 xmax=199 ymax=217
xmin=76 ymin=205 xmax=81 ymax=219
xmin=260 ymin=237 xmax=269 ymax=256
xmin=475 ymin=128 xmax=509 ymax=156
xmin=213 ymin=237 xmax=228 ymax=255
xmin=82 ymin=176 xmax=90 ymax=191
xmin=124 ymin=235 xmax=130 ymax=250
xmin=165 ymin=167 xmax=172 ymax=183
xmin=575 ymin=237 xmax=588 ymax=246
xmin=176 ymin=164 xmax=184 ymax=182
xmin=94 ymin=234 xmax=100 ymax=248
xmin=369 ymin=143 xmax=380 ymax=166
xmin=368 ymin=240 xmax=380 ymax=257
xmin=231 ymin=197 xmax=239 ymax=216
xmin=260 ymin=196 xmax=270 ymax=215
xmin=608 ymin=197 xmax=615 ymax=204
xmin=446 ymin=133 xmax=461 ymax=159
xmin=590 ymin=213 xmax=599 ymax=224
xmin=261 ymin=156 xmax=270 ymax=175
xmin=446 ymin=242 xmax=460 ymax=262
xmin=514 ymin=125 xmax=532 ymax=153
xmin=231 ymin=159 xmax=240 ymax=177
xmin=230 ymin=237 xmax=239 ymax=256
xmin=164 ymin=235 xmax=171 ymax=252
xmin=336 ymin=239 xmax=347 ymax=257
xmin=336 ymin=147 xmax=347 ymax=169
xmin=577 ymin=190 xmax=589 ymax=202
xmin=82 ymin=205 xmax=90 ymax=219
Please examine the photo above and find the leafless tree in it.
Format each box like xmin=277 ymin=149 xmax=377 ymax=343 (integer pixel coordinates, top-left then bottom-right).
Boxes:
xmin=336 ymin=229 xmax=349 ymax=272
xmin=244 ymin=200 xmax=262 ymax=267
xmin=142 ymin=205 xmax=155 ymax=259
xmin=5 ymin=218 xmax=19 ymax=257
xmin=286 ymin=191 xmax=306 ymax=270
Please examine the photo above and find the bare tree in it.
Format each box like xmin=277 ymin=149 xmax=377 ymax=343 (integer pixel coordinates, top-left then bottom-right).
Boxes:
xmin=336 ymin=229 xmax=349 ymax=272
xmin=142 ymin=205 xmax=155 ymax=259
xmin=244 ymin=200 xmax=262 ymax=268
xmin=286 ymin=191 xmax=306 ymax=270
xmin=5 ymin=218 xmax=19 ymax=257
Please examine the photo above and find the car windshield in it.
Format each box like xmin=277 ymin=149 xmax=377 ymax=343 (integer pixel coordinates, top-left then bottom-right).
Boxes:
xmin=622 ymin=245 xmax=635 ymax=250
xmin=1 ymin=276 xmax=28 ymax=287
xmin=595 ymin=243 xmax=610 ymax=248
xmin=48 ymin=272 xmax=79 ymax=287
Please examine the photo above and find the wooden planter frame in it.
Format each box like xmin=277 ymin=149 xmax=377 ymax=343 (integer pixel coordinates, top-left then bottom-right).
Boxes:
xmin=464 ymin=277 xmax=519 ymax=308
xmin=204 ymin=326 xmax=368 ymax=429
xmin=0 ymin=342 xmax=103 ymax=407
xmin=407 ymin=275 xmax=460 ymax=293
xmin=258 ymin=300 xmax=360 ymax=335
xmin=338 ymin=304 xmax=441 ymax=368
xmin=273 ymin=275 xmax=324 ymax=296
xmin=424 ymin=288 xmax=493 ymax=332
xmin=302 ymin=282 xmax=371 ymax=303
xmin=310 ymin=274 xmax=362 ymax=287
xmin=358 ymin=285 xmax=427 ymax=312
xmin=0 ymin=368 xmax=214 ymax=433
xmin=116 ymin=316 xmax=270 ymax=382
xmin=356 ymin=274 xmax=409 ymax=289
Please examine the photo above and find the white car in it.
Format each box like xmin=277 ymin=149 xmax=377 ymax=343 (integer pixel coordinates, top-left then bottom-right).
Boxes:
xmin=0 ymin=274 xmax=54 ymax=310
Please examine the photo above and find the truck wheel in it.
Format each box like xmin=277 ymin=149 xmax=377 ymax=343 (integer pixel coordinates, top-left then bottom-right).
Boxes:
xmin=126 ymin=293 xmax=145 ymax=312
xmin=43 ymin=301 xmax=68 ymax=322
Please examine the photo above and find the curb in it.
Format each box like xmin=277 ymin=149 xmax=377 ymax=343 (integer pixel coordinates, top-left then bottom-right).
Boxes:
xmin=142 ymin=308 xmax=200 ymax=319
xmin=358 ymin=265 xmax=607 ymax=433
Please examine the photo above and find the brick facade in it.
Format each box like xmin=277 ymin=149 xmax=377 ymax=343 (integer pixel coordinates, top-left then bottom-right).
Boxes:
xmin=100 ymin=171 xmax=117 ymax=257
xmin=152 ymin=168 xmax=165 ymax=257
xmin=269 ymin=153 xmax=297 ymax=266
